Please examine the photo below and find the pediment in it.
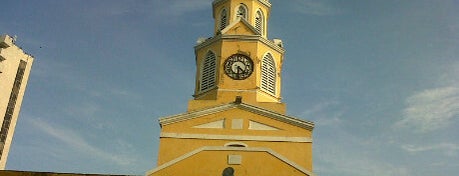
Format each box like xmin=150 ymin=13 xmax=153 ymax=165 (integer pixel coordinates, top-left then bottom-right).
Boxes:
xmin=220 ymin=17 xmax=260 ymax=36
xmin=159 ymin=102 xmax=314 ymax=131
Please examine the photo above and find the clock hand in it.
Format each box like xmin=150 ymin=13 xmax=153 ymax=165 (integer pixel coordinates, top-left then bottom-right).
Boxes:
xmin=237 ymin=66 xmax=244 ymax=73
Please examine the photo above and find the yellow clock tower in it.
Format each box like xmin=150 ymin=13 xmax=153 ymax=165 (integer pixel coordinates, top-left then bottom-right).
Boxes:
xmin=147 ymin=0 xmax=315 ymax=175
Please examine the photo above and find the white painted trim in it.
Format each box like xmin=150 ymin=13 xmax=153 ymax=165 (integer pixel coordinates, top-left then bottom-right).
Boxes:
xmin=159 ymin=102 xmax=314 ymax=130
xmin=248 ymin=120 xmax=281 ymax=130
xmin=193 ymin=119 xmax=225 ymax=129
xmin=217 ymin=88 xmax=257 ymax=92
xmin=146 ymin=146 xmax=315 ymax=176
xmin=238 ymin=103 xmax=315 ymax=130
xmin=159 ymin=104 xmax=235 ymax=126
xmin=228 ymin=154 xmax=242 ymax=165
xmin=195 ymin=34 xmax=285 ymax=54
xmin=160 ymin=132 xmax=312 ymax=143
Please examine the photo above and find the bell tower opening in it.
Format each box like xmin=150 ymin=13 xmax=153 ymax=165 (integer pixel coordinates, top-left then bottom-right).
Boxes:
xmin=236 ymin=3 xmax=248 ymax=19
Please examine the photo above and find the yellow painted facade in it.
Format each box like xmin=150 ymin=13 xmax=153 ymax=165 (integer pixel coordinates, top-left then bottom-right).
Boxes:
xmin=148 ymin=0 xmax=315 ymax=175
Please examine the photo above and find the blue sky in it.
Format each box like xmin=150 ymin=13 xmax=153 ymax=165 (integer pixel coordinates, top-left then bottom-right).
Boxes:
xmin=1 ymin=0 xmax=458 ymax=175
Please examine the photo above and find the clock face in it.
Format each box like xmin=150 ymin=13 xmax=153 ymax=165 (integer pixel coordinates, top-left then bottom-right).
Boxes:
xmin=224 ymin=54 xmax=253 ymax=80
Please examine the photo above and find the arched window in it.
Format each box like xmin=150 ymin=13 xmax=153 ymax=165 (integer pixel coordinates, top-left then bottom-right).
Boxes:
xmin=255 ymin=10 xmax=264 ymax=34
xmin=225 ymin=142 xmax=248 ymax=147
xmin=261 ymin=53 xmax=276 ymax=95
xmin=236 ymin=4 xmax=248 ymax=19
xmin=200 ymin=51 xmax=217 ymax=92
xmin=220 ymin=9 xmax=228 ymax=31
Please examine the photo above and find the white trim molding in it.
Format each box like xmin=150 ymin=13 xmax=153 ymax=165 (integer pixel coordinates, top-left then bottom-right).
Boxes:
xmin=160 ymin=132 xmax=312 ymax=143
xmin=194 ymin=33 xmax=285 ymax=54
xmin=159 ymin=102 xmax=314 ymax=131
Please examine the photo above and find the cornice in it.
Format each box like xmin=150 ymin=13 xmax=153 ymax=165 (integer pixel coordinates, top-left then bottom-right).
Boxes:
xmin=195 ymin=35 xmax=285 ymax=54
xmin=159 ymin=103 xmax=235 ymax=126
xmin=238 ymin=103 xmax=314 ymax=130
xmin=160 ymin=132 xmax=313 ymax=143
xmin=158 ymin=102 xmax=314 ymax=131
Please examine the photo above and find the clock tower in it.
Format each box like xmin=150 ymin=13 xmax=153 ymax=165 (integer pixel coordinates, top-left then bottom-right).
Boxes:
xmin=189 ymin=0 xmax=286 ymax=114
xmin=148 ymin=1 xmax=315 ymax=175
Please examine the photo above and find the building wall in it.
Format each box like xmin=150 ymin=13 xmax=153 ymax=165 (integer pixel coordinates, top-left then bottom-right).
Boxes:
xmin=0 ymin=35 xmax=34 ymax=169
xmin=150 ymin=149 xmax=309 ymax=176
xmin=156 ymin=108 xmax=313 ymax=172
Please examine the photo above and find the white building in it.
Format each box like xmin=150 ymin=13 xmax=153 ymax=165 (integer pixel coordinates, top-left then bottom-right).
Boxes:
xmin=0 ymin=34 xmax=34 ymax=169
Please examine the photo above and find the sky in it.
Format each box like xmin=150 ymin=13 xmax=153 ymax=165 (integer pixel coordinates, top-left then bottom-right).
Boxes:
xmin=1 ymin=0 xmax=458 ymax=175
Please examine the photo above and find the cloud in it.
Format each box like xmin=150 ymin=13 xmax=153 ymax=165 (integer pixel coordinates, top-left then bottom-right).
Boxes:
xmin=28 ymin=118 xmax=137 ymax=166
xmin=291 ymin=0 xmax=341 ymax=16
xmin=302 ymin=100 xmax=338 ymax=116
xmin=402 ymin=143 xmax=459 ymax=156
xmin=301 ymin=100 xmax=344 ymax=126
xmin=317 ymin=154 xmax=411 ymax=176
xmin=315 ymin=130 xmax=412 ymax=176
xmin=64 ymin=102 xmax=100 ymax=117
xmin=395 ymin=86 xmax=459 ymax=132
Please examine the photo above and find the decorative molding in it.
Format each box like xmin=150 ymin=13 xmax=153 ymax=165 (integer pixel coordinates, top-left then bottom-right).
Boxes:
xmin=146 ymin=146 xmax=315 ymax=176
xmin=231 ymin=119 xmax=244 ymax=129
xmin=159 ymin=102 xmax=314 ymax=131
xmin=194 ymin=34 xmax=285 ymax=54
xmin=159 ymin=104 xmax=235 ymax=126
xmin=228 ymin=154 xmax=242 ymax=165
xmin=160 ymin=132 xmax=312 ymax=143
xmin=217 ymin=88 xmax=257 ymax=92
xmin=248 ymin=120 xmax=280 ymax=130
xmin=238 ymin=103 xmax=314 ymax=130
xmin=193 ymin=119 xmax=225 ymax=129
